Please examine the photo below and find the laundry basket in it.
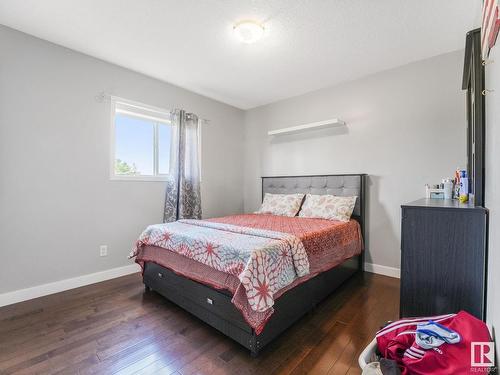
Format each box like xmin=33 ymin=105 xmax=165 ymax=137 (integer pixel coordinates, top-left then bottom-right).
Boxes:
xmin=358 ymin=321 xmax=494 ymax=371
xmin=358 ymin=338 xmax=378 ymax=370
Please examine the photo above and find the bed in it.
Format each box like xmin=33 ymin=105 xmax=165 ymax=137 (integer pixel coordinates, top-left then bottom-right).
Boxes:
xmin=133 ymin=174 xmax=366 ymax=356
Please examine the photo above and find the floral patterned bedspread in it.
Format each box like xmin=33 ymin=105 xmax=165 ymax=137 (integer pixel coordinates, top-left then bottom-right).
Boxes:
xmin=130 ymin=219 xmax=310 ymax=312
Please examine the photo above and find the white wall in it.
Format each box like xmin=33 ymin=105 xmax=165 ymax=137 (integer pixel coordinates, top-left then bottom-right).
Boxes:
xmin=244 ymin=51 xmax=466 ymax=272
xmin=485 ymin=42 xmax=500 ymax=352
xmin=0 ymin=26 xmax=245 ymax=294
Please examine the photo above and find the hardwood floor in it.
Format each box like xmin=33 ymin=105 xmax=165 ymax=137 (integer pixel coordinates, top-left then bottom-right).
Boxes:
xmin=0 ymin=272 xmax=399 ymax=375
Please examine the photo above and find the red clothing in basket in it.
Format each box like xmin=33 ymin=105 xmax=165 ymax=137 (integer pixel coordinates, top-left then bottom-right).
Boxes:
xmin=376 ymin=311 xmax=492 ymax=375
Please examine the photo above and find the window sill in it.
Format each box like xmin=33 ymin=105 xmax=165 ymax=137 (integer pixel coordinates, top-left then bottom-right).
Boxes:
xmin=110 ymin=175 xmax=169 ymax=182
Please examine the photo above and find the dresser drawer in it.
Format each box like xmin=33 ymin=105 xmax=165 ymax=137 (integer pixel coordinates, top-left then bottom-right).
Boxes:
xmin=143 ymin=262 xmax=252 ymax=333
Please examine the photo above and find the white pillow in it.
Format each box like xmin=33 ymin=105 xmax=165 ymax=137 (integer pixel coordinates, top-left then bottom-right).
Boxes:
xmin=255 ymin=193 xmax=305 ymax=217
xmin=298 ymin=194 xmax=357 ymax=222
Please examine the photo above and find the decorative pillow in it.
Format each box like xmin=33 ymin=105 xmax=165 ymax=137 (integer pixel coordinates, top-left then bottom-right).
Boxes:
xmin=255 ymin=193 xmax=305 ymax=217
xmin=298 ymin=194 xmax=357 ymax=222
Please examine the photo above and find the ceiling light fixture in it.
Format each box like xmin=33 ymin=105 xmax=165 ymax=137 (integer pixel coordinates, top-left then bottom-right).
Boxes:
xmin=233 ymin=20 xmax=265 ymax=44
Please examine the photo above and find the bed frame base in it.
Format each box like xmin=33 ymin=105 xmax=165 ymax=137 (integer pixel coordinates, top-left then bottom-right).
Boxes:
xmin=143 ymin=255 xmax=360 ymax=356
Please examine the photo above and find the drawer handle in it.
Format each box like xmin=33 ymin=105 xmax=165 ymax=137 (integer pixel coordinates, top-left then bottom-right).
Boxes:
xmin=157 ymin=272 xmax=163 ymax=278
xmin=206 ymin=298 xmax=213 ymax=305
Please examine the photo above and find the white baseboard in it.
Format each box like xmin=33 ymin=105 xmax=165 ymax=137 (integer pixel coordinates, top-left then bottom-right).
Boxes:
xmin=0 ymin=261 xmax=399 ymax=307
xmin=364 ymin=262 xmax=401 ymax=278
xmin=0 ymin=263 xmax=141 ymax=307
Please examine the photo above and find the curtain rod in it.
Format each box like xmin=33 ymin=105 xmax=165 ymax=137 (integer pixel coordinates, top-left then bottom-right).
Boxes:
xmin=95 ymin=92 xmax=210 ymax=124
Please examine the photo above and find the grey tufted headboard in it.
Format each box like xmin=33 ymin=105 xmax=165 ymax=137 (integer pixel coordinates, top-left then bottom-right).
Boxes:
xmin=261 ymin=174 xmax=367 ymax=273
xmin=261 ymin=174 xmax=366 ymax=220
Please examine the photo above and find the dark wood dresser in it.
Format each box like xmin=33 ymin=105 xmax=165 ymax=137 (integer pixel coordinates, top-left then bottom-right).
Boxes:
xmin=400 ymin=199 xmax=488 ymax=320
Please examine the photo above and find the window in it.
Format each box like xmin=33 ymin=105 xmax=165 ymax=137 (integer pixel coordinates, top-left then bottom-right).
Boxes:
xmin=110 ymin=98 xmax=172 ymax=181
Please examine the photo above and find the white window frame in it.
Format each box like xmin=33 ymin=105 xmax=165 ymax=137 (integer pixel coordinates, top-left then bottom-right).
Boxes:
xmin=109 ymin=97 xmax=173 ymax=182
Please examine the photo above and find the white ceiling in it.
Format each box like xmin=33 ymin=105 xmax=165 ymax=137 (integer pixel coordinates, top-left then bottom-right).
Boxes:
xmin=0 ymin=0 xmax=481 ymax=109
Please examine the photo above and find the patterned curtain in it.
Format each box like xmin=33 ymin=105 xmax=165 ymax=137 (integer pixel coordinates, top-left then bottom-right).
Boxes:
xmin=163 ymin=109 xmax=202 ymax=222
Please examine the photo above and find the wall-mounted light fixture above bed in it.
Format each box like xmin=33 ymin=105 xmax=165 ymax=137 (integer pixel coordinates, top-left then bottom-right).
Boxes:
xmin=267 ymin=118 xmax=346 ymax=136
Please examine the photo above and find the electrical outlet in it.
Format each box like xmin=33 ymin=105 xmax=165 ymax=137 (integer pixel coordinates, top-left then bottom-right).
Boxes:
xmin=100 ymin=245 xmax=108 ymax=257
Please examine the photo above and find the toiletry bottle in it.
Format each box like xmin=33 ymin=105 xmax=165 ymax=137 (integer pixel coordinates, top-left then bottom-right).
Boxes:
xmin=444 ymin=179 xmax=453 ymax=200
xmin=460 ymin=170 xmax=469 ymax=203
xmin=454 ymin=169 xmax=460 ymax=199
